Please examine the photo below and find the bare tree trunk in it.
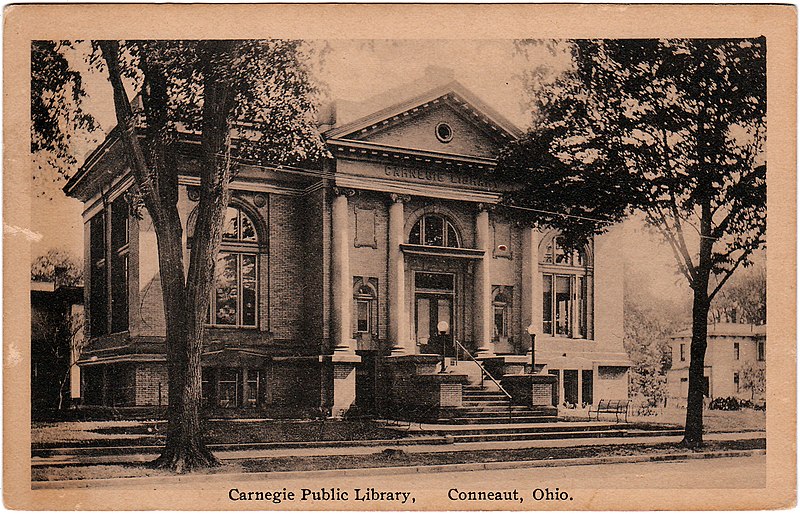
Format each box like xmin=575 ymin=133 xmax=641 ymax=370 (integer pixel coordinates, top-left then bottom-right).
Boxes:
xmin=682 ymin=201 xmax=713 ymax=448
xmin=99 ymin=40 xmax=224 ymax=471
xmin=150 ymin=209 xmax=219 ymax=471
xmin=683 ymin=283 xmax=709 ymax=447
xmin=151 ymin=40 xmax=236 ymax=471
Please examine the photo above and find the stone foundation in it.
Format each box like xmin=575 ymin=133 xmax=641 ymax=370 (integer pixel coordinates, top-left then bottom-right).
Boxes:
xmin=501 ymin=373 xmax=558 ymax=407
xmin=385 ymin=354 xmax=469 ymax=421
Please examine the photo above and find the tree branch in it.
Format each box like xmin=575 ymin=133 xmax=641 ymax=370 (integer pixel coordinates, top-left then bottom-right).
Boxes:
xmin=97 ymin=40 xmax=161 ymax=222
xmin=708 ymin=247 xmax=755 ymax=302
xmin=647 ymin=209 xmax=695 ymax=287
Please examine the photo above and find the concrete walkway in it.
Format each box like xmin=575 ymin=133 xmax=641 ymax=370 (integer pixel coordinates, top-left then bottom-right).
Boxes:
xmin=32 ymin=430 xmax=765 ymax=468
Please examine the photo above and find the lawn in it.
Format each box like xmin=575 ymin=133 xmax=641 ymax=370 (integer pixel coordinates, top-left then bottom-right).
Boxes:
xmin=32 ymin=438 xmax=765 ymax=482
xmin=32 ymin=419 xmax=408 ymax=448
xmin=561 ymin=407 xmax=766 ymax=433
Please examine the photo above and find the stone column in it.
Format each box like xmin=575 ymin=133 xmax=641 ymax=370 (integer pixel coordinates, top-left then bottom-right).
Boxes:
xmin=388 ymin=194 xmax=412 ymax=354
xmin=521 ymin=225 xmax=543 ymax=346
xmin=331 ymin=188 xmax=356 ymax=354
xmin=474 ymin=205 xmax=494 ymax=356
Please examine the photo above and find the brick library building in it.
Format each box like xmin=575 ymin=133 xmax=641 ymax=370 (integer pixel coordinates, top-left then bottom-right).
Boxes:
xmin=64 ymin=78 xmax=630 ymax=420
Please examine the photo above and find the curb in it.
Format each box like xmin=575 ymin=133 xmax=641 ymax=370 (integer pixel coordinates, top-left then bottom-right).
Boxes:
xmin=32 ymin=449 xmax=765 ymax=489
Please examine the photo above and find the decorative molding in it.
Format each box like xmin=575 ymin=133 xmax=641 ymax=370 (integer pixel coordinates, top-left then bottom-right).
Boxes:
xmin=335 ymin=174 xmax=501 ymax=204
xmin=253 ymin=194 xmax=267 ymax=208
xmin=177 ymin=175 xmax=305 ymax=197
xmin=187 ymin=187 xmax=201 ymax=202
xmin=390 ymin=193 xmax=412 ymax=204
xmin=332 ymin=186 xmax=357 ymax=198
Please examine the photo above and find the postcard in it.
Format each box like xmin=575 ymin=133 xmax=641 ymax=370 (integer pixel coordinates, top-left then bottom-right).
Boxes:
xmin=4 ymin=3 xmax=796 ymax=510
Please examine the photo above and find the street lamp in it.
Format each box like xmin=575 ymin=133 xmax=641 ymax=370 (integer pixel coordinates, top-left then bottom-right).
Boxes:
xmin=437 ymin=321 xmax=450 ymax=373
xmin=526 ymin=324 xmax=537 ymax=374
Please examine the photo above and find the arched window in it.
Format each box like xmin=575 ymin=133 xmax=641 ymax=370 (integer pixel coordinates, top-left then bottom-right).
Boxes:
xmin=540 ymin=235 xmax=592 ymax=339
xmin=354 ymin=284 xmax=375 ymax=334
xmin=353 ymin=278 xmax=378 ymax=341
xmin=210 ymin=206 xmax=260 ymax=327
xmin=409 ymin=214 xmax=461 ymax=248
xmin=492 ymin=287 xmax=512 ymax=342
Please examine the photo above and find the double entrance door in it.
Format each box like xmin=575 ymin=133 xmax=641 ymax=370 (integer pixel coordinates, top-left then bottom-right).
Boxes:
xmin=414 ymin=271 xmax=455 ymax=356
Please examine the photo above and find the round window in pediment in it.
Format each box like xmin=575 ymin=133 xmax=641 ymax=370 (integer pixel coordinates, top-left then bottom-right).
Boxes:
xmin=435 ymin=122 xmax=453 ymax=143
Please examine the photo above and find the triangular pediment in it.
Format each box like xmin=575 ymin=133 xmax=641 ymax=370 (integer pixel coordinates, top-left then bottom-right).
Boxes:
xmin=324 ymin=82 xmax=521 ymax=161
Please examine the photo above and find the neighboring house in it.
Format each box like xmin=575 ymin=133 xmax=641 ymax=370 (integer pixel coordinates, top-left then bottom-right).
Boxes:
xmin=31 ymin=280 xmax=84 ymax=411
xmin=63 ymin=72 xmax=629 ymax=418
xmin=667 ymin=323 xmax=766 ymax=406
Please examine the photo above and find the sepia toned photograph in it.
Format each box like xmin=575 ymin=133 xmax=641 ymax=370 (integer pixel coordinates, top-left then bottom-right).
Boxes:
xmin=4 ymin=4 xmax=796 ymax=511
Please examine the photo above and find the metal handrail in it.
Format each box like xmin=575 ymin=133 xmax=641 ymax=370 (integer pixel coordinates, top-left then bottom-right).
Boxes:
xmin=453 ymin=339 xmax=513 ymax=401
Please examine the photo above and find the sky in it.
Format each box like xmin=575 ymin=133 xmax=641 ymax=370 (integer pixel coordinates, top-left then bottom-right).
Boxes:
xmin=29 ymin=39 xmax=691 ymax=305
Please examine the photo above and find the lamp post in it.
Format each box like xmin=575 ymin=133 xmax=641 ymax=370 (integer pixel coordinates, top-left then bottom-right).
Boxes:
xmin=437 ymin=321 xmax=450 ymax=373
xmin=526 ymin=324 xmax=537 ymax=374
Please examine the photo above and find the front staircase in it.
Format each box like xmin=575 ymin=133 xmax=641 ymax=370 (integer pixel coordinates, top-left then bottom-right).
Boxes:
xmin=456 ymin=385 xmax=558 ymax=424
xmin=381 ymin=357 xmax=642 ymax=442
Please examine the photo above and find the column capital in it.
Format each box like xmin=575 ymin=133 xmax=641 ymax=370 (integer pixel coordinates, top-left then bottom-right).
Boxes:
xmin=390 ymin=193 xmax=412 ymax=204
xmin=477 ymin=202 xmax=496 ymax=213
xmin=332 ymin=187 xmax=357 ymax=198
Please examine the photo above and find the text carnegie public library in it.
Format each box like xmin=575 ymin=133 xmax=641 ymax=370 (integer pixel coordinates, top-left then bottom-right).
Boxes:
xmin=227 ymin=487 xmax=414 ymax=504
xmin=384 ymin=164 xmax=498 ymax=190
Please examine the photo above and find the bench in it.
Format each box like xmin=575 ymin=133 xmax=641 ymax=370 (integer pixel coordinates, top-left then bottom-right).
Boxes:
xmin=588 ymin=399 xmax=630 ymax=423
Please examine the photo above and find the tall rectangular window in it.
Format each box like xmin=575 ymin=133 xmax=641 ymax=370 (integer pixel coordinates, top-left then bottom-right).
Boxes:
xmin=577 ymin=276 xmax=587 ymax=338
xmin=555 ymin=275 xmax=571 ymax=336
xmin=680 ymin=343 xmax=686 ymax=362
xmin=494 ymin=305 xmax=507 ymax=339
xmin=212 ymin=252 xmax=257 ymax=327
xmin=734 ymin=372 xmax=740 ymax=393
xmin=542 ymin=274 xmax=553 ymax=335
xmin=758 ymin=341 xmax=765 ymax=361
xmin=356 ymin=300 xmax=370 ymax=333
xmin=246 ymin=370 xmax=260 ymax=407
xmin=733 ymin=342 xmax=740 ymax=360
xmin=89 ymin=213 xmax=108 ymax=337
xmin=218 ymin=368 xmax=239 ymax=408
xmin=110 ymin=198 xmax=129 ymax=333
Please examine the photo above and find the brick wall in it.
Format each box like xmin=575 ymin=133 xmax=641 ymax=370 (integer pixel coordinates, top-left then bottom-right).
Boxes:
xmin=532 ymin=383 xmax=552 ymax=405
xmin=134 ymin=212 xmax=166 ymax=338
xmin=135 ymin=363 xmax=168 ymax=406
xmin=301 ymin=187 xmax=326 ymax=346
xmin=349 ymin=192 xmax=389 ymax=343
xmin=439 ymin=383 xmax=462 ymax=407
xmin=269 ymin=195 xmax=304 ymax=342
xmin=269 ymin=360 xmax=320 ymax=408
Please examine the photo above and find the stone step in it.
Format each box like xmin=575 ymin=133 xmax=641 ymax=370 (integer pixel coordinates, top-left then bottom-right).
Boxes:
xmin=462 ymin=392 xmax=510 ymax=400
xmin=451 ymin=416 xmax=560 ymax=424
xmin=459 ymin=405 xmax=534 ymax=413
xmin=457 ymin=409 xmax=555 ymax=417
xmin=451 ymin=429 xmax=628 ymax=443
xmin=405 ymin=421 xmax=623 ymax=435
xmin=462 ymin=400 xmax=517 ymax=407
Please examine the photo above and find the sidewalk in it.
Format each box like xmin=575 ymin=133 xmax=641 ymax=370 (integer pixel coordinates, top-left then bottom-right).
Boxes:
xmin=32 ymin=429 xmax=765 ymax=467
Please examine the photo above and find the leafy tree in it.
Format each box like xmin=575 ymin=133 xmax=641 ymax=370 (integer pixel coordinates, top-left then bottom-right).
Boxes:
xmin=32 ymin=39 xmax=326 ymax=471
xmin=32 ymin=307 xmax=86 ymax=410
xmin=739 ymin=362 xmax=766 ymax=401
xmin=31 ymin=41 xmax=99 ymax=190
xmin=498 ymin=39 xmax=765 ymax=447
xmin=623 ymin=267 xmax=683 ymax=414
xmin=709 ymin=251 xmax=766 ymax=325
xmin=31 ymin=249 xmax=83 ymax=286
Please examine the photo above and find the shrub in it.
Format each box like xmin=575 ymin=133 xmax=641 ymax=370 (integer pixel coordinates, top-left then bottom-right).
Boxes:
xmin=709 ymin=396 xmax=743 ymax=411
